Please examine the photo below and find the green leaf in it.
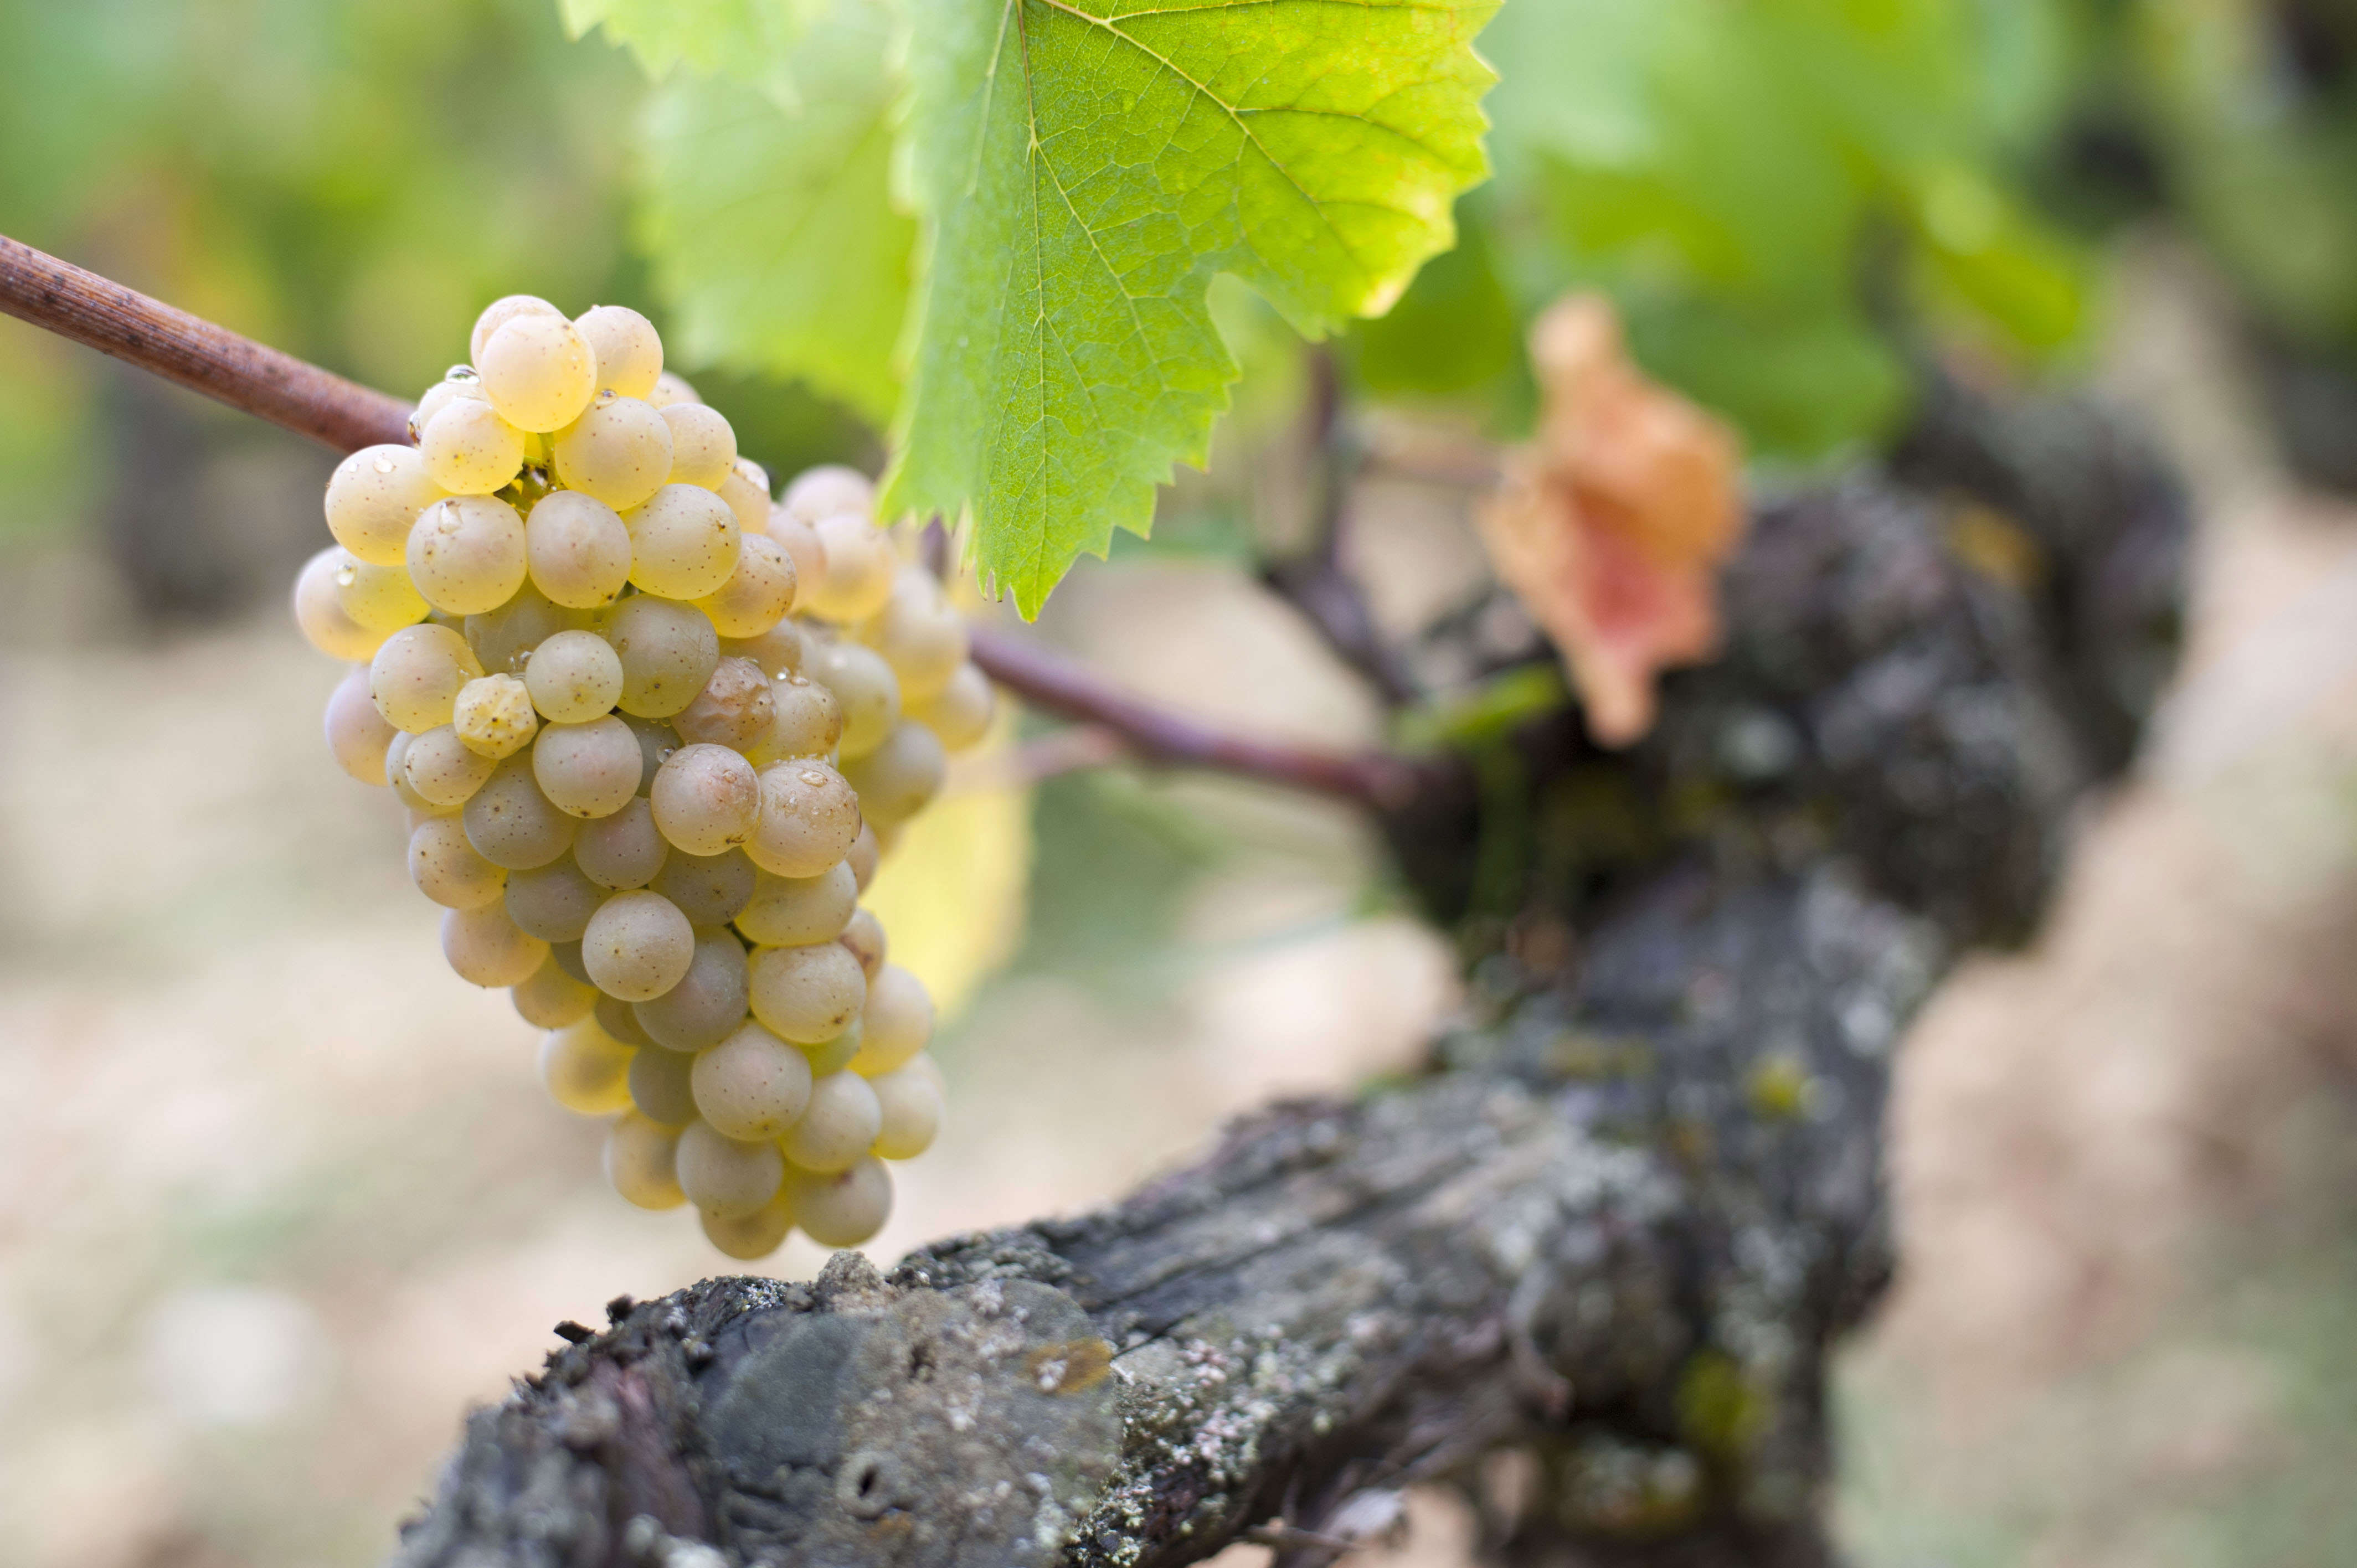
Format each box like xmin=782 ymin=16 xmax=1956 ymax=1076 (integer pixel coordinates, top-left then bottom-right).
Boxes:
xmin=635 ymin=0 xmax=913 ymax=424
xmin=559 ymin=0 xmax=817 ymax=85
xmin=883 ymin=0 xmax=1502 ymax=618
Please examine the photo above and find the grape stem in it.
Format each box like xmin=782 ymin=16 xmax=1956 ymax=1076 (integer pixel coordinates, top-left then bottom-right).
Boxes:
xmin=0 ymin=229 xmax=1451 ymax=813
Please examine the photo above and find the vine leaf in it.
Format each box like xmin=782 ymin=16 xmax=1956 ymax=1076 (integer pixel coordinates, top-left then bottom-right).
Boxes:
xmin=883 ymin=0 xmax=1502 ymax=618
xmin=635 ymin=0 xmax=912 ymax=424
xmin=558 ymin=0 xmax=820 ymax=85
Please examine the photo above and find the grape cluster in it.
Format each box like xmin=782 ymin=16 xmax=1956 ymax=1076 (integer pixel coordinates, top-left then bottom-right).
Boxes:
xmin=296 ymin=296 xmax=994 ymax=1259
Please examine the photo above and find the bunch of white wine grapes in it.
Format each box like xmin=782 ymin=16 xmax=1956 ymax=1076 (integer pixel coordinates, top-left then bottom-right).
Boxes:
xmin=297 ymin=295 xmax=997 ymax=1260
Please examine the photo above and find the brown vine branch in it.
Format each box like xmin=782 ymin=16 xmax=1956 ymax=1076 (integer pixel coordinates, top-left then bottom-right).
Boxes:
xmin=0 ymin=230 xmax=1447 ymax=811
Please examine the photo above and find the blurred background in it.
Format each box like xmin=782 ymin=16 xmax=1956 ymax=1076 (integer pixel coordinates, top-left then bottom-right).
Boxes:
xmin=4 ymin=1 xmax=2357 ymax=1565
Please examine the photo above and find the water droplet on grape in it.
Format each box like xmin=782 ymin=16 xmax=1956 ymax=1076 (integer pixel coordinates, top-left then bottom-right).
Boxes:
xmin=335 ymin=564 xmax=358 ymax=588
xmin=447 ymin=365 xmax=480 ymax=385
xmin=594 ymin=389 xmax=617 ymax=408
xmin=373 ymin=455 xmax=395 ymax=474
xmin=799 ymin=770 xmax=828 ymax=787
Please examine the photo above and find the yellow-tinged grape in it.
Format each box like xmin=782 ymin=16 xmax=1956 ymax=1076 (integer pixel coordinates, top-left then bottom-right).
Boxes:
xmin=336 ymin=555 xmax=431 ymax=633
xmin=860 ymin=570 xmax=967 ymax=702
xmin=294 ymin=546 xmax=393 ymax=662
xmin=717 ymin=458 xmax=771 ymax=539
xmin=325 ymin=666 xmax=397 ymax=785
xmin=846 ymin=825 xmax=881 ymax=893
xmin=574 ymin=305 xmax=663 ymax=399
xmin=801 ymin=1022 xmax=863 ymax=1077
xmin=748 ymin=761 xmax=862 ymax=878
xmin=784 ymin=1157 xmax=892 ymax=1248
xmin=504 ymin=857 xmax=607 ymax=942
xmin=692 ymin=1020 xmax=813 ymax=1141
xmin=736 ymin=862 xmax=857 ymax=947
xmin=513 ymin=951 xmax=598 ymax=1028
xmin=480 ymin=312 xmax=598 ymax=432
xmin=633 ymin=928 xmax=749 ymax=1052
xmin=675 ymin=1120 xmax=783 ymax=1219
xmin=553 ymin=391 xmax=672 ymax=510
xmin=582 ymin=889 xmax=694 ymax=1000
xmin=908 ymin=1052 xmax=946 ymax=1100
xmin=629 ymin=1044 xmax=699 ymax=1127
xmin=420 ymin=398 xmax=526 ymax=495
xmin=747 ymin=941 xmax=866 ymax=1045
xmin=470 ymin=295 xmax=563 ymax=363
xmin=805 ymin=514 xmax=896 ymax=623
xmin=809 ymin=641 xmax=900 ymax=759
xmin=408 ymin=496 xmax=528 ymax=615
xmin=651 ymin=848 xmax=756 ymax=926
xmin=441 ymin=903 xmax=548 ymax=987
xmin=701 ymin=1185 xmax=795 ymax=1259
xmin=649 ymin=370 xmax=701 ymax=409
xmin=780 ymin=1071 xmax=883 ymax=1174
xmin=402 ymin=724 xmax=498 ymax=807
xmin=596 ymin=992 xmax=653 ymax=1046
xmin=539 ymin=1020 xmax=635 ymax=1115
xmin=838 ymin=907 xmax=886 ymax=982
xmin=695 ymin=533 xmax=796 ymax=637
xmin=723 ymin=618 xmax=805 ymax=682
xmin=409 ymin=814 xmax=507 ymax=910
xmin=764 ymin=675 xmax=843 ymax=761
xmin=452 ymin=673 xmax=538 ymax=759
xmin=841 ymin=722 xmax=945 ymax=827
xmin=549 ymin=938 xmax=591 ymax=983
xmin=386 ymin=733 xmax=451 ymax=816
xmin=465 ymin=582 xmax=575 ymax=677
xmin=524 ymin=628 xmax=625 ymax=722
xmin=606 ymin=1112 xmax=687 ymax=1209
xmin=533 ymin=716 xmax=644 ymax=819
xmin=765 ymin=508 xmax=827 ymax=598
xmin=409 ymin=372 xmax=485 ymax=445
xmin=464 ymin=754 xmax=579 ymax=870
xmin=625 ymin=483 xmax=740 ymax=601
xmin=524 ymin=491 xmax=632 ymax=609
xmin=651 ymin=743 xmax=761 ymax=856
xmin=908 ymin=662 xmax=995 ymax=752
xmin=626 ymin=715 xmax=677 ymax=793
xmin=868 ymin=1064 xmax=943 ymax=1160
xmin=609 ymin=595 xmax=720 ymax=718
xmin=327 ymin=443 xmax=446 ymax=565
xmin=661 ymin=403 xmax=737 ymax=489
xmin=780 ymin=464 xmax=876 ymax=524
xmin=675 ymin=658 xmax=775 ymax=752
xmin=573 ymin=797 xmax=668 ymax=889
xmin=850 ymin=964 xmax=933 ymax=1076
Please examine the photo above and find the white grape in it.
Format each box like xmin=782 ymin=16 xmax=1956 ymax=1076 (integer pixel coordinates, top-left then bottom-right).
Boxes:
xmin=651 ymin=742 xmax=761 ymax=856
xmin=464 ymin=582 xmax=574 ymax=677
xmin=574 ymin=305 xmax=663 ymax=400
xmin=369 ymin=622 xmax=486 ymax=732
xmin=625 ymin=483 xmax=741 ymax=601
xmin=420 ymin=398 xmax=526 ymax=495
xmin=548 ymin=939 xmax=592 ymax=983
xmin=325 ymin=666 xmax=397 ymax=785
xmin=783 ymin=1157 xmax=892 ymax=1249
xmin=625 ymin=715 xmax=677 ymax=793
xmin=648 ymin=370 xmax=701 ymax=408
xmin=868 ymin=1064 xmax=944 ymax=1159
xmin=695 ymin=533 xmax=796 ymax=639
xmin=403 ymin=724 xmax=499 ymax=807
xmin=573 ymin=796 xmax=669 ymax=889
xmin=717 ymin=457 xmax=771 ymax=539
xmin=675 ymin=1120 xmax=784 ymax=1219
xmin=721 ymin=618 xmax=804 ymax=682
xmin=408 ymin=496 xmax=528 ymax=616
xmin=780 ymin=465 xmax=876 ymax=524
xmin=463 ymin=755 xmax=579 ymax=870
xmin=595 ymin=992 xmax=653 ymax=1047
xmin=442 ymin=903 xmax=549 ymax=988
xmin=860 ymin=567 xmax=967 ymax=702
xmin=335 ymin=555 xmax=430 ymax=633
xmin=523 ymin=491 xmax=633 ymax=609
xmin=633 ymin=927 xmax=749 ymax=1053
xmin=582 ymin=889 xmax=695 ymax=1000
xmin=735 ymin=862 xmax=857 ymax=947
xmin=747 ymin=940 xmax=866 ymax=1045
xmin=385 ymin=733 xmax=450 ymax=816
xmin=747 ymin=761 xmax=863 ymax=878
xmin=780 ymin=1071 xmax=882 ymax=1174
xmin=673 ymin=657 xmax=774 ymax=751
xmin=802 ymin=1022 xmax=863 ymax=1078
xmin=540 ymin=1019 xmax=635 ymax=1115
xmin=326 ymin=443 xmax=446 ymax=565
xmin=837 ymin=907 xmax=886 ymax=982
xmin=691 ymin=1019 xmax=814 ymax=1141
xmin=451 ymin=673 xmax=538 ymax=760
xmin=805 ymin=514 xmax=897 ymax=623
xmin=627 ymin=1044 xmax=700 ymax=1127
xmin=553 ymin=391 xmax=672 ymax=510
xmin=294 ymin=546 xmax=392 ymax=662
xmin=846 ymin=824 xmax=881 ymax=893
xmin=650 ymin=847 xmax=756 ymax=927
xmin=470 ymin=295 xmax=563 ymax=363
xmin=840 ymin=721 xmax=945 ymax=827
xmin=764 ymin=507 xmax=827 ymax=600
xmin=409 ymin=812 xmax=507 ymax=909
xmin=763 ymin=674 xmax=843 ymax=761
xmin=608 ymin=594 xmax=719 ymax=719
xmin=532 ymin=716 xmax=644 ymax=819
xmin=661 ymin=402 xmax=737 ymax=489
xmin=480 ymin=312 xmax=598 ymax=432
xmin=850 ymin=965 xmax=933 ymax=1076
xmin=701 ymin=1186 xmax=795 ymax=1260
xmin=503 ymin=857 xmax=607 ymax=942
xmin=513 ymin=951 xmax=598 ymax=1028
xmin=409 ymin=370 xmax=485 ymax=445
xmin=605 ymin=1112 xmax=687 ymax=1210
xmin=523 ymin=628 xmax=625 ymax=722
xmin=908 ymin=662 xmax=995 ymax=752
xmin=809 ymin=640 xmax=900 ymax=759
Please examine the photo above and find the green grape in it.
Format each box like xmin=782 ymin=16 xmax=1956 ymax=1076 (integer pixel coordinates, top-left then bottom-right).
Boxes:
xmin=608 ymin=595 xmax=719 ymax=719
xmin=691 ymin=1019 xmax=814 ymax=1141
xmin=582 ymin=889 xmax=694 ymax=1001
xmin=722 ymin=618 xmax=805 ymax=683
xmin=625 ymin=484 xmax=741 ymax=601
xmin=735 ymin=862 xmax=857 ymax=947
xmin=512 ymin=951 xmax=597 ymax=1029
xmin=632 ymin=928 xmax=749 ymax=1053
xmin=523 ymin=629 xmax=625 ymax=723
xmin=595 ymin=992 xmax=653 ymax=1047
xmin=463 ymin=755 xmax=578 ymax=870
xmin=465 ymin=583 xmax=574 ymax=678
xmin=761 ymin=675 xmax=843 ymax=762
xmin=627 ymin=1044 xmax=699 ymax=1128
xmin=809 ymin=640 xmax=900 ymax=760
xmin=532 ymin=716 xmax=643 ymax=819
xmin=675 ymin=1119 xmax=784 ymax=1219
xmin=801 ymin=1020 xmax=863 ymax=1078
xmin=651 ymin=848 xmax=756 ymax=927
xmin=747 ymin=940 xmax=866 ymax=1045
xmin=503 ymin=858 xmax=606 ymax=943
xmin=524 ymin=491 xmax=633 ymax=610
xmin=573 ymin=797 xmax=669 ymax=889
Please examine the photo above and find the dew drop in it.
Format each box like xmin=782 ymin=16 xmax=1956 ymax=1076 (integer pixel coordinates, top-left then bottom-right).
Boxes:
xmin=447 ymin=365 xmax=480 ymax=385
xmin=372 ymin=455 xmax=396 ymax=474
xmin=799 ymin=770 xmax=828 ymax=787
xmin=334 ymin=564 xmax=359 ymax=588
xmin=594 ymin=389 xmax=617 ymax=409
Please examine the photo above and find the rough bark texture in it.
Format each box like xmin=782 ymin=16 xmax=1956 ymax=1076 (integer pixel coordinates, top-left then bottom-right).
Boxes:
xmin=389 ymin=392 xmax=2186 ymax=1568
